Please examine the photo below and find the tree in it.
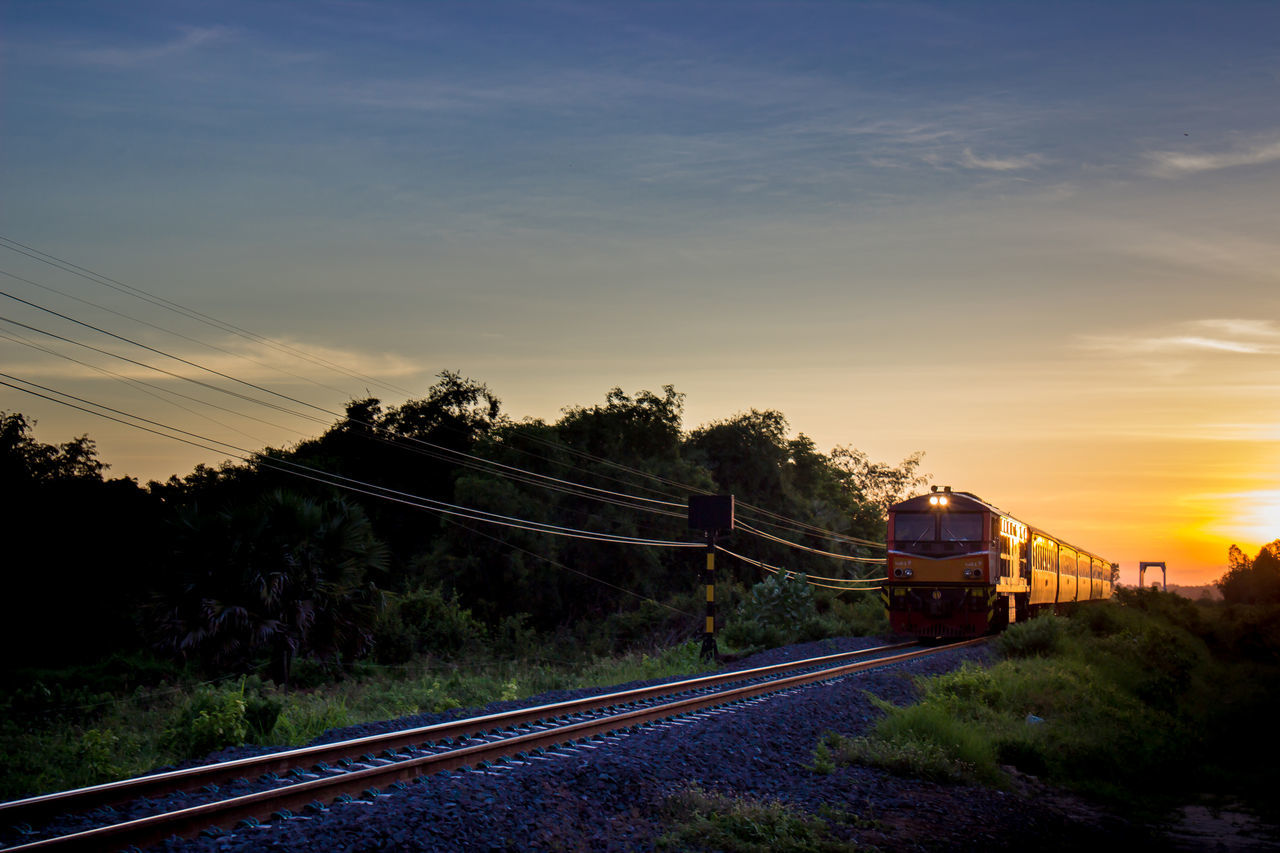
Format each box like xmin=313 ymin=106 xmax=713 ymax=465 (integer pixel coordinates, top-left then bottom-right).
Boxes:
xmin=829 ymin=447 xmax=930 ymax=515
xmin=684 ymin=411 xmax=897 ymax=583
xmin=434 ymin=388 xmax=712 ymax=629
xmin=2 ymin=412 xmax=160 ymax=669
xmin=154 ymin=490 xmax=388 ymax=682
xmin=2 ymin=411 xmax=106 ymax=482
xmin=685 ymin=409 xmax=793 ymax=508
xmin=1216 ymin=541 xmax=1280 ymax=604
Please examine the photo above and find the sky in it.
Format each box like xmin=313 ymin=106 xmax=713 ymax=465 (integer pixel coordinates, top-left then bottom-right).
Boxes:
xmin=2 ymin=1 xmax=1278 ymax=586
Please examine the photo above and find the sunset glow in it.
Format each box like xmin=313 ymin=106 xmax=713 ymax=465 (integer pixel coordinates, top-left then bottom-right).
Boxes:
xmin=2 ymin=2 xmax=1277 ymax=587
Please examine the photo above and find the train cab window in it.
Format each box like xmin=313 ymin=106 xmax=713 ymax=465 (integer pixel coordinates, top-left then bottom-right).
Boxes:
xmin=940 ymin=513 xmax=983 ymax=542
xmin=893 ymin=513 xmax=934 ymax=544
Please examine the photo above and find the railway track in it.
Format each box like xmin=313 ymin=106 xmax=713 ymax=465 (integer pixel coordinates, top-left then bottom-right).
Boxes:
xmin=1 ymin=638 xmax=984 ymax=851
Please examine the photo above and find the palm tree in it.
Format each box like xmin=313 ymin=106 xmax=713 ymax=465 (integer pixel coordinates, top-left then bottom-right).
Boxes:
xmin=155 ymin=490 xmax=388 ymax=683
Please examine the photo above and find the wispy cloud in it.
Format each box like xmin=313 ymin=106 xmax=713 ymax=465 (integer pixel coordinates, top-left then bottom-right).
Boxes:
xmin=959 ymin=147 xmax=1046 ymax=171
xmin=73 ymin=26 xmax=232 ymax=67
xmin=3 ymin=335 xmax=424 ymax=385
xmin=1147 ymin=138 xmax=1280 ymax=177
xmin=1078 ymin=319 xmax=1280 ymax=357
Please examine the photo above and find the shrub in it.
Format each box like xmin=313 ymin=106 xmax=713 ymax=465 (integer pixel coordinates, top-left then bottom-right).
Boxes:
xmin=1095 ymin=621 xmax=1206 ymax=711
xmin=827 ymin=592 xmax=889 ymax=637
xmin=1114 ymin=586 xmax=1207 ymax=636
xmin=996 ymin=613 xmax=1074 ymax=659
xmin=77 ymin=727 xmax=125 ymax=778
xmin=492 ymin=613 xmax=539 ymax=659
xmin=163 ymin=684 xmax=248 ymax=758
xmin=287 ymin=656 xmax=348 ymax=689
xmin=373 ymin=585 xmax=487 ymax=663
xmin=722 ymin=573 xmax=826 ymax=650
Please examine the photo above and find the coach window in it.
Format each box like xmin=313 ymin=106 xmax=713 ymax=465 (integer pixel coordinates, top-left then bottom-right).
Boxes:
xmin=893 ymin=513 xmax=935 ymax=544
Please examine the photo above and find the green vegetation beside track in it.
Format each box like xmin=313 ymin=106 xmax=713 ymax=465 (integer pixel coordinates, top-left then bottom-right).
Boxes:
xmin=0 ymin=571 xmax=885 ymax=802
xmin=820 ymin=588 xmax=1280 ymax=820
xmin=0 ymin=640 xmax=710 ymax=801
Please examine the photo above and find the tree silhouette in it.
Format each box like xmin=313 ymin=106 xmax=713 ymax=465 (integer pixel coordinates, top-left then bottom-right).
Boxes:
xmin=1216 ymin=541 xmax=1280 ymax=604
xmin=2 ymin=412 xmax=159 ymax=669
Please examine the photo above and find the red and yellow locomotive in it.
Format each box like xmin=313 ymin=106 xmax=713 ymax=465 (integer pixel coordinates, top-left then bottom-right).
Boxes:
xmin=882 ymin=488 xmax=1113 ymax=638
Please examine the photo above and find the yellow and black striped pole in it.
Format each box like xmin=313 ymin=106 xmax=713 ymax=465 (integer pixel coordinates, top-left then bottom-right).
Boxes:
xmin=687 ymin=494 xmax=734 ymax=664
xmin=702 ymin=531 xmax=718 ymax=662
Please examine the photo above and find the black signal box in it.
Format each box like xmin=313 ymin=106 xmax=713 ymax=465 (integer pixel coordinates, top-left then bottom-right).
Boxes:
xmin=688 ymin=495 xmax=734 ymax=531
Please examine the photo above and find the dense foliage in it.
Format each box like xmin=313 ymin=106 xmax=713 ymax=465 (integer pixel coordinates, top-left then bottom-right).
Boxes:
xmin=1 ymin=375 xmax=922 ymax=683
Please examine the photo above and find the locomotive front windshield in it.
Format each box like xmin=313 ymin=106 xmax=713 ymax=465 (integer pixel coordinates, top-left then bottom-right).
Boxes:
xmin=893 ymin=513 xmax=935 ymax=544
xmin=893 ymin=512 xmax=984 ymax=549
xmin=940 ymin=513 xmax=983 ymax=542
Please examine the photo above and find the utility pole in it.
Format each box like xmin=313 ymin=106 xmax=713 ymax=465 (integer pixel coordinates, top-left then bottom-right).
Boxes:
xmin=688 ymin=495 xmax=734 ymax=662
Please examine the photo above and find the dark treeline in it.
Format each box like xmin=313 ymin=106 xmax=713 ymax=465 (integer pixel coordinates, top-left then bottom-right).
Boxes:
xmin=2 ymin=373 xmax=926 ymax=682
xmin=1217 ymin=540 xmax=1280 ymax=605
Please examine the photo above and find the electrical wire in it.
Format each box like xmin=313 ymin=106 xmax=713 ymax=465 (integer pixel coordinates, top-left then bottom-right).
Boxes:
xmin=716 ymin=546 xmax=887 ymax=589
xmin=1 ymin=289 xmax=336 ymax=421
xmin=734 ymin=504 xmax=886 ymax=549
xmin=0 ymin=328 xmax=292 ymax=444
xmin=2 ymin=290 xmax=689 ymax=517
xmin=735 ymin=520 xmax=886 ymax=564
xmin=3 ymin=241 xmax=890 ymax=545
xmin=2 ymin=306 xmax=690 ymax=542
xmin=1 ymin=374 xmax=702 ymax=550
xmin=1 ymin=238 xmax=895 ymax=553
xmin=0 ymin=234 xmax=417 ymax=400
xmin=0 ymin=314 xmax=330 ymax=425
xmin=440 ymin=515 xmax=698 ymax=619
xmin=0 ymin=266 xmax=358 ymax=399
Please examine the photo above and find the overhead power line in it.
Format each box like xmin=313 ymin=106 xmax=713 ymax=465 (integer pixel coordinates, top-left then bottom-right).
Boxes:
xmin=0 ymin=235 xmax=417 ymax=400
xmin=2 ymin=289 xmax=690 ymax=516
xmin=716 ymin=546 xmax=887 ymax=589
xmin=736 ymin=520 xmax=886 ymax=563
xmin=0 ymin=314 xmax=330 ymax=425
xmin=0 ymin=374 xmax=702 ymax=551
xmin=0 ymin=266 xmax=357 ymax=399
xmin=0 ymin=327 xmax=298 ymax=443
xmin=0 ymin=236 xmax=893 ymax=551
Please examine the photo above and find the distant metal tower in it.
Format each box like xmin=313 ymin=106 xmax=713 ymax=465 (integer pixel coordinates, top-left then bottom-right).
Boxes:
xmin=1138 ymin=561 xmax=1167 ymax=590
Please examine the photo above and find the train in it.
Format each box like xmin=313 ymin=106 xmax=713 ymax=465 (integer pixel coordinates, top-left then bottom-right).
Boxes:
xmin=882 ymin=487 xmax=1113 ymax=638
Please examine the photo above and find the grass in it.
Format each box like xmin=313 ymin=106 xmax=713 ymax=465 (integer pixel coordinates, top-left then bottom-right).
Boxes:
xmin=657 ymin=785 xmax=876 ymax=853
xmin=0 ymin=640 xmax=711 ymax=801
xmin=818 ymin=591 xmax=1280 ymax=816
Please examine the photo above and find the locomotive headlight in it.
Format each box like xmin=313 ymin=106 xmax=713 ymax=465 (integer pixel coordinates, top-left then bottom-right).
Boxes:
xmin=903 ymin=568 xmax=914 ymax=577
xmin=929 ymin=495 xmax=939 ymax=506
xmin=939 ymin=496 xmax=949 ymax=506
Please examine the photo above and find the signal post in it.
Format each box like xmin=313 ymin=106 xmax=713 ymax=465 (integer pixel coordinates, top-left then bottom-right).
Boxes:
xmin=688 ymin=495 xmax=734 ymax=662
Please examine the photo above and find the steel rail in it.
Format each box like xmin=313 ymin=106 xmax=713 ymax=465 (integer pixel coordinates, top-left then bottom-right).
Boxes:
xmin=4 ymin=639 xmax=985 ymax=852
xmin=0 ymin=640 xmax=917 ymax=828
